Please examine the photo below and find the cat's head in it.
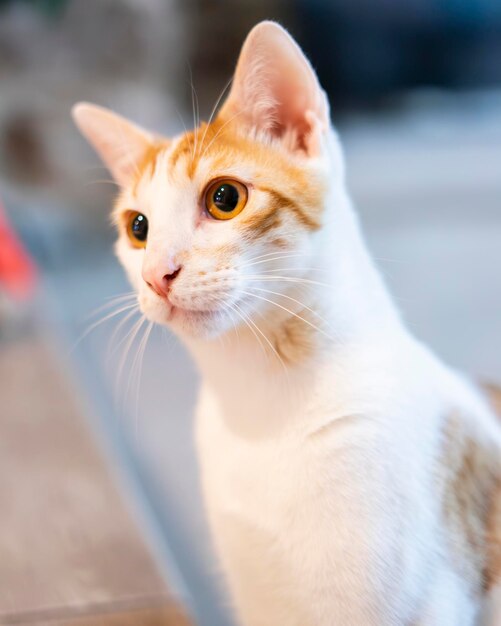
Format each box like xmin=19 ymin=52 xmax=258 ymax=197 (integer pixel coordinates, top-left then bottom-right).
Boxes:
xmin=73 ymin=22 xmax=334 ymax=339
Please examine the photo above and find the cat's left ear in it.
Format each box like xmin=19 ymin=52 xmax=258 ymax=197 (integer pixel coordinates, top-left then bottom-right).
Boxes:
xmin=218 ymin=21 xmax=329 ymax=157
xmin=72 ymin=103 xmax=154 ymax=187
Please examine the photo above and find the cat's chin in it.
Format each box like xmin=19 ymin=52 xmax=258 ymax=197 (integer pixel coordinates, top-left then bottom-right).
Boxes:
xmin=170 ymin=306 xmax=220 ymax=336
xmin=146 ymin=304 xmax=231 ymax=340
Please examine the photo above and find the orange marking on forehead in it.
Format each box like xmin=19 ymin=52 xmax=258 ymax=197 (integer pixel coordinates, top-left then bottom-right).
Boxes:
xmin=167 ymin=121 xmax=231 ymax=180
xmin=169 ymin=132 xmax=194 ymax=172
xmin=164 ymin=115 xmax=323 ymax=183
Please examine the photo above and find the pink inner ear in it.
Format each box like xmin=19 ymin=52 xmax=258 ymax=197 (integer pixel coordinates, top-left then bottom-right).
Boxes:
xmin=219 ymin=22 xmax=328 ymax=156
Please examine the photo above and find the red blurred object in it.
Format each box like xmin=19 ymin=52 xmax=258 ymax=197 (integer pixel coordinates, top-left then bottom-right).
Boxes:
xmin=0 ymin=200 xmax=37 ymax=300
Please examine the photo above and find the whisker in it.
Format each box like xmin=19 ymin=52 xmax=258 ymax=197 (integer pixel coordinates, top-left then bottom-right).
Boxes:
xmin=241 ymin=275 xmax=331 ymax=289
xmin=101 ymin=291 xmax=137 ymax=302
xmin=115 ymin=315 xmax=146 ymax=403
xmin=240 ymin=290 xmax=334 ymax=341
xmin=107 ymin=307 xmax=142 ymax=361
xmin=239 ymin=253 xmax=310 ymax=268
xmin=250 ymin=286 xmax=333 ymax=331
xmin=250 ymin=267 xmax=329 ymax=275
xmin=238 ymin=248 xmax=328 ymax=267
xmin=172 ymin=103 xmax=190 ymax=140
xmin=173 ymin=95 xmax=196 ymax=158
xmin=199 ymin=108 xmax=246 ymax=161
xmin=124 ymin=322 xmax=146 ymax=419
xmin=85 ymin=293 xmax=137 ymax=320
xmin=71 ymin=302 xmax=139 ymax=353
xmin=229 ymin=300 xmax=270 ymax=366
xmin=186 ymin=64 xmax=200 ymax=160
xmin=130 ymin=320 xmax=154 ymax=437
xmin=233 ymin=300 xmax=288 ymax=375
xmin=241 ymin=260 xmax=329 ymax=273
xmin=225 ymin=300 xmax=242 ymax=349
xmin=199 ymin=74 xmax=234 ymax=155
xmin=241 ymin=250 xmax=297 ymax=264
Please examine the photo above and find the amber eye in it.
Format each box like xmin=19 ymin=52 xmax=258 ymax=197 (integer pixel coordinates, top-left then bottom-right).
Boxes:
xmin=205 ymin=179 xmax=248 ymax=220
xmin=126 ymin=211 xmax=148 ymax=248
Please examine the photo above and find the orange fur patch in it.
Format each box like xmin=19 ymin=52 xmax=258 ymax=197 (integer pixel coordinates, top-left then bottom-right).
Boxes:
xmin=241 ymin=203 xmax=281 ymax=238
xmin=439 ymin=407 xmax=501 ymax=595
xmin=270 ymin=237 xmax=289 ymax=250
xmin=485 ymin=479 xmax=501 ymax=592
xmin=484 ymin=384 xmax=501 ymax=417
xmin=483 ymin=384 xmax=501 ymax=591
xmin=152 ymin=115 xmax=326 ymax=235
xmin=168 ymin=131 xmax=196 ymax=176
xmin=260 ymin=186 xmax=320 ymax=231
xmin=273 ymin=308 xmax=319 ymax=365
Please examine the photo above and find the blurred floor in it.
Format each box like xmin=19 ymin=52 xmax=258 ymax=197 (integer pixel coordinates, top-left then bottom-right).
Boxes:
xmin=0 ymin=327 xmax=192 ymax=625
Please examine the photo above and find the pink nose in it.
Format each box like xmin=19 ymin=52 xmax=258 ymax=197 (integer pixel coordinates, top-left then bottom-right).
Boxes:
xmin=142 ymin=264 xmax=182 ymax=298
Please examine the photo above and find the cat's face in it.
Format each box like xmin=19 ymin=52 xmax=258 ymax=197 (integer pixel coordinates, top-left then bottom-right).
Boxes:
xmin=112 ymin=121 xmax=327 ymax=338
xmin=74 ymin=22 xmax=330 ymax=339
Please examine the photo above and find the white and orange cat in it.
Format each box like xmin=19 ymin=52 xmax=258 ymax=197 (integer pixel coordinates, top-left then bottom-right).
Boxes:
xmin=73 ymin=21 xmax=501 ymax=626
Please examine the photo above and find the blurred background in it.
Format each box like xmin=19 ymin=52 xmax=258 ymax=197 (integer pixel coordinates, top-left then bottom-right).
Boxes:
xmin=0 ymin=1 xmax=500 ymax=625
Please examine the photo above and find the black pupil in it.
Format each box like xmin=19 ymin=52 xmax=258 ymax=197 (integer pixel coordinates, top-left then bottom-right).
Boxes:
xmin=213 ymin=184 xmax=239 ymax=212
xmin=132 ymin=214 xmax=148 ymax=241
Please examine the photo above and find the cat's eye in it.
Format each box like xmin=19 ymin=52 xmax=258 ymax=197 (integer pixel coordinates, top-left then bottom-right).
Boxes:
xmin=126 ymin=211 xmax=149 ymax=248
xmin=204 ymin=179 xmax=248 ymax=220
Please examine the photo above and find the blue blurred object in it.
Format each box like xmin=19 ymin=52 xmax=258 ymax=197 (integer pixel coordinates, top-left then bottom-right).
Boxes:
xmin=294 ymin=0 xmax=501 ymax=108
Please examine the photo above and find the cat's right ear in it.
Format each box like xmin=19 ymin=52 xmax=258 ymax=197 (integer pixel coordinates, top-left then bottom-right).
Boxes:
xmin=72 ymin=103 xmax=154 ymax=187
xmin=218 ymin=21 xmax=329 ymax=157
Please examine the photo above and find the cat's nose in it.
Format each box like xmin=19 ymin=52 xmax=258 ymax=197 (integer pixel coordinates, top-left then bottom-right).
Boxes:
xmin=142 ymin=264 xmax=182 ymax=298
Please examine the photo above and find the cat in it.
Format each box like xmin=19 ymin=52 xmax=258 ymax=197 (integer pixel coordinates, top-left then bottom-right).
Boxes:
xmin=73 ymin=21 xmax=501 ymax=626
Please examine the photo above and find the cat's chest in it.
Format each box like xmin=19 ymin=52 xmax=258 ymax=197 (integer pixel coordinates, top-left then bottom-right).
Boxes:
xmin=195 ymin=391 xmax=374 ymax=530
xmin=198 ymin=419 xmax=305 ymax=518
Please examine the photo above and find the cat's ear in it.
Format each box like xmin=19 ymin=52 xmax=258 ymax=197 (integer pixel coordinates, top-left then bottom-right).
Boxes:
xmin=72 ymin=103 xmax=154 ymax=187
xmin=218 ymin=21 xmax=329 ymax=157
